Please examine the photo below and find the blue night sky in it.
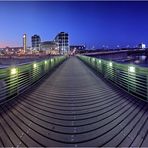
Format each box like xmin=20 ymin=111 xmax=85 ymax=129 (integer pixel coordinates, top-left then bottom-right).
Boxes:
xmin=0 ymin=1 xmax=148 ymax=49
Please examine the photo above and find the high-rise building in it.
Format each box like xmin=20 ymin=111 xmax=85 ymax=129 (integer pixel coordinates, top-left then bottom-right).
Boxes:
xmin=31 ymin=35 xmax=41 ymax=50
xmin=54 ymin=32 xmax=69 ymax=55
xmin=23 ymin=34 xmax=27 ymax=53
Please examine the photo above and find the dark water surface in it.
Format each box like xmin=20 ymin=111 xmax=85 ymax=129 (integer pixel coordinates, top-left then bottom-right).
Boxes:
xmin=113 ymin=55 xmax=148 ymax=67
xmin=94 ymin=55 xmax=148 ymax=67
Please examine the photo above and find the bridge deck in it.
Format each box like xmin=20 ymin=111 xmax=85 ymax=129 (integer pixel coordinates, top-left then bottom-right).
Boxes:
xmin=0 ymin=57 xmax=148 ymax=147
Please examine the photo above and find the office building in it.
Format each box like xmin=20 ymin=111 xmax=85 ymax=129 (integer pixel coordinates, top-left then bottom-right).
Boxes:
xmin=54 ymin=32 xmax=69 ymax=55
xmin=31 ymin=35 xmax=41 ymax=50
xmin=40 ymin=41 xmax=59 ymax=55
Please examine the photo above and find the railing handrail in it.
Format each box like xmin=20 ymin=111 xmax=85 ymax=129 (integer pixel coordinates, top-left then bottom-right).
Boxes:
xmin=0 ymin=55 xmax=63 ymax=69
xmin=0 ymin=56 xmax=67 ymax=104
xmin=78 ymin=55 xmax=148 ymax=102
xmin=85 ymin=55 xmax=148 ymax=73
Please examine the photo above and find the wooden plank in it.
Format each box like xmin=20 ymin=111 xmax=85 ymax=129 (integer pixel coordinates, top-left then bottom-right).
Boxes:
xmin=0 ymin=57 xmax=147 ymax=147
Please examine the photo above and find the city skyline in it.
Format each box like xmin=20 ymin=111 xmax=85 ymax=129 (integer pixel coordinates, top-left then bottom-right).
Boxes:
xmin=1 ymin=1 xmax=148 ymax=48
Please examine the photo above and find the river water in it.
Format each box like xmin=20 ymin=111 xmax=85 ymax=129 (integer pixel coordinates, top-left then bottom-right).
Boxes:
xmin=113 ymin=55 xmax=148 ymax=67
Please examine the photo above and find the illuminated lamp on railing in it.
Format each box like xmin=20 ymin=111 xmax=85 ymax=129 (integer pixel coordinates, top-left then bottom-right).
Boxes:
xmin=44 ymin=60 xmax=47 ymax=64
xmin=11 ymin=68 xmax=17 ymax=75
xmin=99 ymin=59 xmax=101 ymax=63
xmin=92 ymin=58 xmax=95 ymax=62
xmin=109 ymin=62 xmax=113 ymax=67
xmin=51 ymin=59 xmax=54 ymax=62
xmin=33 ymin=63 xmax=37 ymax=68
xmin=128 ymin=66 xmax=135 ymax=73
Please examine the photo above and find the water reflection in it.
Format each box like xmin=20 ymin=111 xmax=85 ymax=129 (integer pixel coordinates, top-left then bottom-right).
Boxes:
xmin=115 ymin=55 xmax=148 ymax=67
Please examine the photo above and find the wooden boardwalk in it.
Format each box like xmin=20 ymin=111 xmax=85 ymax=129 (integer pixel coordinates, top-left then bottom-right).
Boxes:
xmin=0 ymin=57 xmax=148 ymax=147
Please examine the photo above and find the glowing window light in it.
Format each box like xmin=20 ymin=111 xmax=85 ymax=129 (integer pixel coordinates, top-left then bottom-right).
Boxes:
xmin=11 ymin=68 xmax=17 ymax=75
xmin=99 ymin=60 xmax=101 ymax=63
xmin=128 ymin=66 xmax=135 ymax=73
xmin=33 ymin=63 xmax=37 ymax=68
xmin=44 ymin=60 xmax=47 ymax=64
xmin=109 ymin=62 xmax=113 ymax=67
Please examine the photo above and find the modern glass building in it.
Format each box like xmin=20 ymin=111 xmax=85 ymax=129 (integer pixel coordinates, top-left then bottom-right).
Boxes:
xmin=31 ymin=35 xmax=41 ymax=50
xmin=40 ymin=41 xmax=59 ymax=55
xmin=54 ymin=32 xmax=69 ymax=55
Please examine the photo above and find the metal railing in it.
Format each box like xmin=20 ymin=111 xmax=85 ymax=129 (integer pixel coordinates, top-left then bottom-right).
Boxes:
xmin=0 ymin=56 xmax=66 ymax=103
xmin=78 ymin=55 xmax=148 ymax=102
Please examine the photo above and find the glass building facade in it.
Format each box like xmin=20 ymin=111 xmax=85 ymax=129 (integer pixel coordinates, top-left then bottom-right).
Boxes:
xmin=54 ymin=32 xmax=69 ymax=55
xmin=31 ymin=35 xmax=41 ymax=50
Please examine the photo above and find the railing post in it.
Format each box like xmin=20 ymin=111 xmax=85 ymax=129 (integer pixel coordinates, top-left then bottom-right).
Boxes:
xmin=127 ymin=68 xmax=130 ymax=92
xmin=146 ymin=74 xmax=148 ymax=101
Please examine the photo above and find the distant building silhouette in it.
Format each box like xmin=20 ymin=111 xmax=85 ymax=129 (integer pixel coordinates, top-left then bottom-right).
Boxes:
xmin=70 ymin=45 xmax=86 ymax=55
xmin=70 ymin=45 xmax=86 ymax=51
xmin=138 ymin=43 xmax=146 ymax=49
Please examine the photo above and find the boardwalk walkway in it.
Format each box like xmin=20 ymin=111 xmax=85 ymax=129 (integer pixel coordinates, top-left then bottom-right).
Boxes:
xmin=0 ymin=57 xmax=148 ymax=147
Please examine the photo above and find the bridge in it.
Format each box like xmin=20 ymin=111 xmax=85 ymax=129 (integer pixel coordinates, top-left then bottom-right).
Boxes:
xmin=0 ymin=56 xmax=148 ymax=147
xmin=82 ymin=49 xmax=148 ymax=61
